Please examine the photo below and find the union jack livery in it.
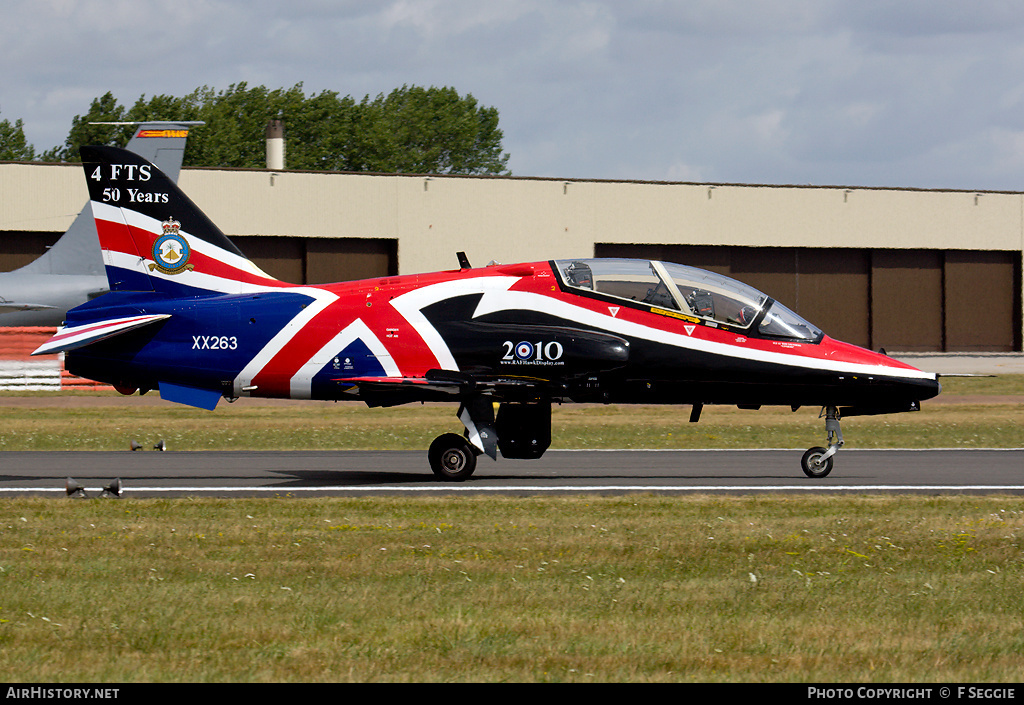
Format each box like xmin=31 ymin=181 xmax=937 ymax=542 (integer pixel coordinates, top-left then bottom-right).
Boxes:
xmin=34 ymin=146 xmax=941 ymax=480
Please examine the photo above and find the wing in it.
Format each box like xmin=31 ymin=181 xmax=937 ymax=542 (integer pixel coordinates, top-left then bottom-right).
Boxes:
xmin=333 ymin=370 xmax=549 ymax=407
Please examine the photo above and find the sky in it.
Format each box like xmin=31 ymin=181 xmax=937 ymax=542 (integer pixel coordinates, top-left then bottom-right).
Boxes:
xmin=4 ymin=0 xmax=1024 ymax=191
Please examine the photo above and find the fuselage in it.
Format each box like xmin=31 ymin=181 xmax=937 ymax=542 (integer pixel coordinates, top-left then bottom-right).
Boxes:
xmin=63 ymin=258 xmax=941 ymax=413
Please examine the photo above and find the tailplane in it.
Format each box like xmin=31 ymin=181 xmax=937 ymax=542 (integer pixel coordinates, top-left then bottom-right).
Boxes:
xmin=80 ymin=145 xmax=280 ymax=296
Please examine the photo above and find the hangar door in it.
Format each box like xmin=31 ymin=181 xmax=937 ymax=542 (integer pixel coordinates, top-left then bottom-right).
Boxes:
xmin=0 ymin=232 xmax=61 ymax=271
xmin=595 ymin=244 xmax=1021 ymax=352
xmin=232 ymin=236 xmax=398 ymax=285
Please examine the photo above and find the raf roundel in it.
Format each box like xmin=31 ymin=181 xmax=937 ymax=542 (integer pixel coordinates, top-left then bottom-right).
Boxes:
xmin=151 ymin=217 xmax=193 ymax=275
xmin=515 ymin=341 xmax=534 ymax=360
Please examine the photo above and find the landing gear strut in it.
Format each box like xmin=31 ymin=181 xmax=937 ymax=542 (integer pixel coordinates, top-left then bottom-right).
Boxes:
xmin=801 ymin=406 xmax=843 ymax=478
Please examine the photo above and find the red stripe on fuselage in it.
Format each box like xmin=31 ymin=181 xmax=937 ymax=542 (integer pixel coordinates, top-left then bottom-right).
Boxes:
xmin=248 ymin=298 xmax=354 ymax=397
xmin=246 ymin=273 xmax=488 ymax=397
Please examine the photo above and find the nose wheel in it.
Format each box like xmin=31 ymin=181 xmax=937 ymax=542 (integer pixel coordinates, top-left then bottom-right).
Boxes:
xmin=802 ymin=406 xmax=843 ymax=478
xmin=801 ymin=446 xmax=834 ymax=477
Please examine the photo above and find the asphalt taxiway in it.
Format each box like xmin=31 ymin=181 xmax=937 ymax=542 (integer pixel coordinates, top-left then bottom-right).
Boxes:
xmin=1 ymin=448 xmax=1022 ymax=497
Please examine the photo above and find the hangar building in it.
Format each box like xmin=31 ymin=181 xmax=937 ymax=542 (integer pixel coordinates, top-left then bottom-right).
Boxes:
xmin=1 ymin=159 xmax=1021 ymax=353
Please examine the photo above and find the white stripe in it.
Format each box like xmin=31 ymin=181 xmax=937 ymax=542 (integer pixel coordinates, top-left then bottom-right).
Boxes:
xmin=4 ymin=484 xmax=1023 ymax=494
xmin=471 ymin=288 xmax=937 ymax=381
xmin=104 ymin=249 xmax=278 ymax=296
xmin=117 ymin=206 xmax=269 ymax=278
xmin=289 ymin=318 xmax=400 ymax=398
xmin=547 ymin=447 xmax=1024 ymax=452
xmin=94 ymin=203 xmax=277 ymax=293
xmin=389 ymin=276 xmax=520 ymax=370
xmin=232 ymin=287 xmax=339 ymax=396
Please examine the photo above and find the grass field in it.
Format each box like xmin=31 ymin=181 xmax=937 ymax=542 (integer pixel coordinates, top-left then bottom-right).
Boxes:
xmin=3 ymin=495 xmax=1024 ymax=682
xmin=0 ymin=374 xmax=1021 ymax=682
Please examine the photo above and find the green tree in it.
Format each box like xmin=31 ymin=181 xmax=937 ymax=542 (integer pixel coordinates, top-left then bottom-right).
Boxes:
xmin=42 ymin=92 xmax=128 ymax=162
xmin=357 ymin=85 xmax=509 ymax=174
xmin=0 ymin=110 xmax=36 ymax=161
xmin=48 ymin=83 xmax=510 ymax=175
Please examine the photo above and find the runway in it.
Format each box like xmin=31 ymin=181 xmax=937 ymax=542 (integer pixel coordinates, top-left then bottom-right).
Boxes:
xmin=1 ymin=448 xmax=1022 ymax=497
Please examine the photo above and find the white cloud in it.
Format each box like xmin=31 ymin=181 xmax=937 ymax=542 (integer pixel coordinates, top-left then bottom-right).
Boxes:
xmin=4 ymin=0 xmax=1024 ymax=189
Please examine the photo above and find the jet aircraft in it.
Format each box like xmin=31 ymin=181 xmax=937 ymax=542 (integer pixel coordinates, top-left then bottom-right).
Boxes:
xmin=33 ymin=146 xmax=941 ymax=480
xmin=0 ymin=122 xmax=200 ymax=326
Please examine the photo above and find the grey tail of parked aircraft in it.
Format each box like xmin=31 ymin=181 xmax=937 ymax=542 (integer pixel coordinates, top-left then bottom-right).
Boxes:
xmin=0 ymin=121 xmax=202 ymax=326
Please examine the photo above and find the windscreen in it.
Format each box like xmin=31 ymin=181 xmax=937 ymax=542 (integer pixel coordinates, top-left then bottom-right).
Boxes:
xmin=757 ymin=300 xmax=823 ymax=342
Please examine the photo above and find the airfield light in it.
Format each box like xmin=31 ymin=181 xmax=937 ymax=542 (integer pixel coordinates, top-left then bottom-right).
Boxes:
xmin=65 ymin=477 xmax=88 ymax=499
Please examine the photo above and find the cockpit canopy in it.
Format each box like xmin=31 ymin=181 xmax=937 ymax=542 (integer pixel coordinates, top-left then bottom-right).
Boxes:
xmin=555 ymin=258 xmax=823 ymax=343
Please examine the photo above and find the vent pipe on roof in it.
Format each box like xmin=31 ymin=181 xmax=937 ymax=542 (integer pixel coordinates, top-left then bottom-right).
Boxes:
xmin=266 ymin=119 xmax=285 ymax=170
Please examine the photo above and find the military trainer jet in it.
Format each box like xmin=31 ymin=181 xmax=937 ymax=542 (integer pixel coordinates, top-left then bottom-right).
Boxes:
xmin=33 ymin=145 xmax=941 ymax=480
xmin=0 ymin=122 xmax=200 ymax=326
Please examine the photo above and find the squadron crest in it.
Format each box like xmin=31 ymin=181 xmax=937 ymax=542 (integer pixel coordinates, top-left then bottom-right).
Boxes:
xmin=150 ymin=217 xmax=193 ymax=274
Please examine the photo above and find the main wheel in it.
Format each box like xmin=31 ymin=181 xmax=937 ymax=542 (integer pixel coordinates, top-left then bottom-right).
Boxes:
xmin=428 ymin=433 xmax=478 ymax=481
xmin=801 ymin=446 xmax=834 ymax=478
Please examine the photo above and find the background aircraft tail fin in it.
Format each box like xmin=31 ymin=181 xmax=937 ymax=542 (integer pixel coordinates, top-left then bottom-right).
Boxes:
xmin=80 ymin=144 xmax=280 ymax=296
xmin=117 ymin=120 xmax=204 ymax=184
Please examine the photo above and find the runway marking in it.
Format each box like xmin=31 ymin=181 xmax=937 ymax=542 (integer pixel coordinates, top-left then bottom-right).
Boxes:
xmin=545 ymin=448 xmax=1024 ymax=452
xmin=4 ymin=484 xmax=1024 ymax=494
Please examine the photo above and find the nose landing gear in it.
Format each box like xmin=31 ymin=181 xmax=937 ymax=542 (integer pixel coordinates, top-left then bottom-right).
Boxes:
xmin=801 ymin=406 xmax=844 ymax=478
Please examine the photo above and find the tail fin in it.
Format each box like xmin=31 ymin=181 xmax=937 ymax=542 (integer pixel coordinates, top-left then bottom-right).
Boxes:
xmin=16 ymin=121 xmax=199 ymax=279
xmin=80 ymin=145 xmax=280 ymax=296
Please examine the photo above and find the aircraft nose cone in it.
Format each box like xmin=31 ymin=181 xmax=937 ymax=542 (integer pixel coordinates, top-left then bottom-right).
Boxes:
xmin=915 ymin=376 xmax=941 ymax=402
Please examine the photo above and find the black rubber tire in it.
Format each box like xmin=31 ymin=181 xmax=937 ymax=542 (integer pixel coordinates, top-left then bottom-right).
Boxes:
xmin=801 ymin=446 xmax=834 ymax=478
xmin=428 ymin=433 xmax=478 ymax=481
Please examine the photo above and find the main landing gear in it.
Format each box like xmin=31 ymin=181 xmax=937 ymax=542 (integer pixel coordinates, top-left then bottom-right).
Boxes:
xmin=427 ymin=397 xmax=553 ymax=481
xmin=801 ymin=406 xmax=844 ymax=478
xmin=428 ymin=433 xmax=478 ymax=481
xmin=427 ymin=398 xmax=494 ymax=482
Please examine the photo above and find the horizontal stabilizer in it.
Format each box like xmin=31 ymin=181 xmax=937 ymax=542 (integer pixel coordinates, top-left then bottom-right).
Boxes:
xmin=31 ymin=314 xmax=171 ymax=356
xmin=0 ymin=302 xmax=57 ymax=312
